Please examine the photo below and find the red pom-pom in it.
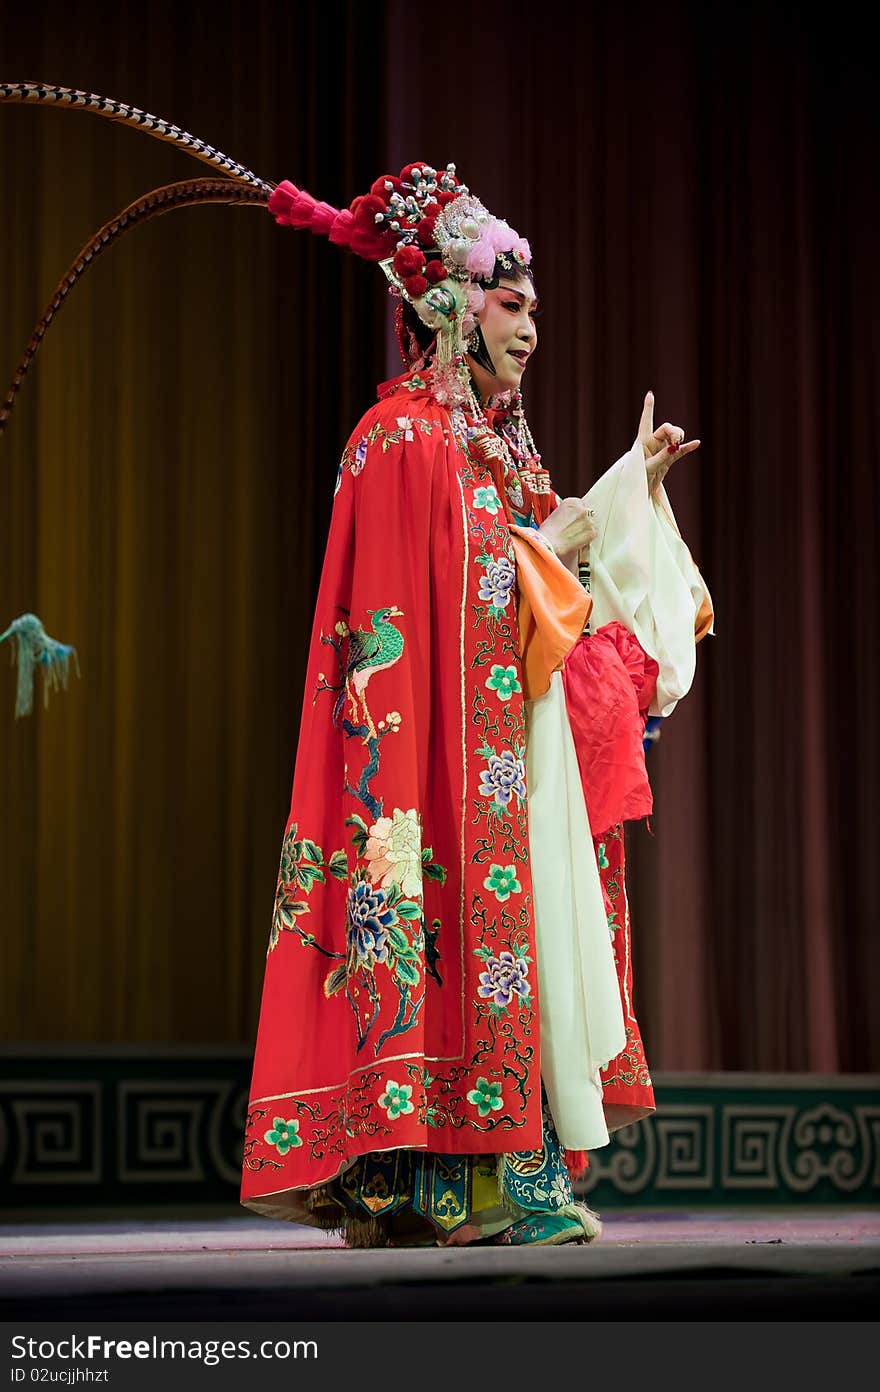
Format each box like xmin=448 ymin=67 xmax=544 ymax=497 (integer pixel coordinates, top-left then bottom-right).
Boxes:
xmin=416 ymin=216 xmax=438 ymax=247
xmin=370 ymin=175 xmax=401 ymax=199
xmin=393 ymin=244 xmax=426 ymax=277
xmin=399 ymin=161 xmax=429 ymax=185
xmin=352 ymin=193 xmax=386 ymax=226
xmin=404 ymin=274 xmax=429 ymax=299
xmin=425 ymin=260 xmax=447 ymax=284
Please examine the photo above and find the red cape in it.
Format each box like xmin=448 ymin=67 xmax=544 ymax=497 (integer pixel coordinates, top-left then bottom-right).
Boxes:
xmin=242 ymin=374 xmax=548 ymax=1210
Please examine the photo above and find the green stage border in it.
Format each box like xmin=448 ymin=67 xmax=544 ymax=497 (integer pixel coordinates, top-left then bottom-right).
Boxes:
xmin=1 ymin=1048 xmax=877 ymax=1209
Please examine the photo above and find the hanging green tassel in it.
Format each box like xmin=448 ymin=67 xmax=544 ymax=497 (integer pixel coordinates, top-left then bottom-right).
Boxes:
xmin=0 ymin=613 xmax=80 ymax=719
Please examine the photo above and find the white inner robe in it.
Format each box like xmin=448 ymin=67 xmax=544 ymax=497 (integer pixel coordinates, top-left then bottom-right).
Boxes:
xmin=524 ymin=439 xmax=712 ymax=1150
xmin=525 ymin=671 xmax=625 ymax=1151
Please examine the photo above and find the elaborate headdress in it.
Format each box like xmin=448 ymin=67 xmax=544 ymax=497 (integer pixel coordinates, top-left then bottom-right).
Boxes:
xmin=0 ymin=84 xmax=534 ymax=711
xmin=269 ymin=162 xmax=532 ymax=402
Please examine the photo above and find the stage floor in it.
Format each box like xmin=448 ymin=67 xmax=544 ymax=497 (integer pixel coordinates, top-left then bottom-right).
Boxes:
xmin=2 ymin=1209 xmax=878 ymax=1320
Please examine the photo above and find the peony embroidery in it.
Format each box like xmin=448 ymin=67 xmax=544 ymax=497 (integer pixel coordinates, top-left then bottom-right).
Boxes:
xmin=478 ymin=748 xmax=527 ymax=809
xmin=477 ymin=950 xmax=531 ymax=1008
xmin=346 ymin=880 xmax=395 ymax=967
xmin=364 ymin=807 xmax=423 ymax=898
xmin=477 ymin=555 xmax=516 ymax=608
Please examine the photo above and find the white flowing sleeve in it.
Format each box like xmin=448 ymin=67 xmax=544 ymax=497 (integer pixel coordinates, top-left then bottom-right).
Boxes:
xmin=584 ymin=438 xmax=713 ymax=717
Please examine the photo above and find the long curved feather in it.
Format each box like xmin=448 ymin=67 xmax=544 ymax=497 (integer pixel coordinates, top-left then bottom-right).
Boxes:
xmin=0 ymin=81 xmax=274 ymax=189
xmin=0 ymin=178 xmax=270 ymax=437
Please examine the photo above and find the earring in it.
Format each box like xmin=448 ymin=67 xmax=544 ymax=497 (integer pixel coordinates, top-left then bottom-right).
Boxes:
xmin=465 ymin=330 xmax=480 ymax=353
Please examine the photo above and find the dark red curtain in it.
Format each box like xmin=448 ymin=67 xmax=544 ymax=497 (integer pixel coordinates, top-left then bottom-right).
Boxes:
xmin=386 ymin=0 xmax=878 ymax=1070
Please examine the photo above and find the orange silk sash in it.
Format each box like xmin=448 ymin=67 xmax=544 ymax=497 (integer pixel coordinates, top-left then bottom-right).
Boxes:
xmin=509 ymin=525 xmax=592 ymax=700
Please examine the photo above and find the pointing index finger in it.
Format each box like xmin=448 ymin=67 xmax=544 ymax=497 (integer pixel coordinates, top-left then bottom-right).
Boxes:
xmin=638 ymin=390 xmax=654 ymax=440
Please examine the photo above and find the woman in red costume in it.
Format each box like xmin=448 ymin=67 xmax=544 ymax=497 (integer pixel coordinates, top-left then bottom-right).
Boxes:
xmin=240 ymin=162 xmax=712 ymax=1246
xmin=0 ymin=88 xmax=710 ymax=1248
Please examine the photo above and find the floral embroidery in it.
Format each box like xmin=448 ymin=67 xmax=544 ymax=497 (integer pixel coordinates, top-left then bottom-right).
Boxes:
xmin=352 ymin=437 xmax=369 ymax=475
xmin=378 ymin=1080 xmax=415 ymax=1119
xmin=473 ymin=484 xmax=502 ymax=515
xmin=369 ymin=415 xmax=438 ymax=453
xmin=364 ymin=807 xmax=423 ymax=897
xmin=346 ymin=880 xmax=395 ymax=968
xmin=597 ymin=842 xmax=609 ymax=869
xmin=477 ymin=949 xmax=531 ymax=1008
xmin=477 ymin=554 xmax=516 ymax=608
xmin=477 ymin=746 xmax=527 ymax=810
xmin=263 ymin=1117 xmax=303 ymax=1154
xmin=547 ymin=1173 xmax=571 ymax=1209
xmin=482 ymin=864 xmax=522 ymax=902
xmin=269 ymin=823 xmax=348 ymax=953
xmin=401 ymin=374 xmax=427 ymax=392
xmin=337 ymin=415 xmax=440 ymax=483
xmin=312 ymin=818 xmax=448 ymax=1054
xmin=485 ymin=664 xmax=522 ymax=701
xmin=467 ymin=1077 xmax=504 ymax=1117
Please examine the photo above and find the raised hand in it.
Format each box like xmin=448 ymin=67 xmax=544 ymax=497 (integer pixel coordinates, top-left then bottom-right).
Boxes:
xmin=638 ymin=390 xmax=701 ymax=495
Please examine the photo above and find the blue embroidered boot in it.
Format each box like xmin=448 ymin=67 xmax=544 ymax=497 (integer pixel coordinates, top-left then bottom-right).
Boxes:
xmin=488 ymin=1202 xmax=602 ymax=1246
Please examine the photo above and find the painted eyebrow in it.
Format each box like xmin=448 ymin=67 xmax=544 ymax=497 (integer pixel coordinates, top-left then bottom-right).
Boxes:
xmin=498 ymin=287 xmax=539 ymax=311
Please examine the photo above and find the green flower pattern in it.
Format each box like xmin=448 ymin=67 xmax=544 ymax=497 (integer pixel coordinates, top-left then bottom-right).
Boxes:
xmin=263 ymin=1117 xmax=303 ymax=1155
xmin=467 ymin=1077 xmax=504 ymax=1117
xmin=378 ymin=1080 xmax=416 ymax=1120
xmin=473 ymin=485 xmax=502 ymax=514
xmin=482 ymin=863 xmax=522 ymax=902
xmin=485 ymin=664 xmax=522 ymax=701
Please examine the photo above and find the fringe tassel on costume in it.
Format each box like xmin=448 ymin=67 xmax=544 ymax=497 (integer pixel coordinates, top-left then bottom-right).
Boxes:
xmin=1 ymin=613 xmax=79 ymax=718
xmin=564 ymin=1148 xmax=589 ymax=1180
xmin=305 ymin=1182 xmax=388 ymax=1248
xmin=494 ymin=1153 xmax=525 ymax=1217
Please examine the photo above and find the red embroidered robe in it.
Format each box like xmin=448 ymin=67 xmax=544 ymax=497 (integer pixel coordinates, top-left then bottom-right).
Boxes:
xmin=242 ymin=373 xmax=553 ymax=1214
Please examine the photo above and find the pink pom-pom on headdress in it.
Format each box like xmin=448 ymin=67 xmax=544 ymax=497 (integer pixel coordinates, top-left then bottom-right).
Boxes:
xmin=484 ymin=219 xmax=515 ymax=252
xmin=466 ymin=238 xmax=498 ymax=278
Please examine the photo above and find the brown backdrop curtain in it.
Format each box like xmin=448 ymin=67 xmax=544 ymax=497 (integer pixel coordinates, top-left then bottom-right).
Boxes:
xmin=2 ymin=1 xmax=877 ymax=1070
xmin=1 ymin=0 xmax=387 ymax=1042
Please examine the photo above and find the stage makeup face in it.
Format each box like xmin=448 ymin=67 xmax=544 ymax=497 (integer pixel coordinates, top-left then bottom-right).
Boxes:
xmin=467 ymin=275 xmax=539 ymax=399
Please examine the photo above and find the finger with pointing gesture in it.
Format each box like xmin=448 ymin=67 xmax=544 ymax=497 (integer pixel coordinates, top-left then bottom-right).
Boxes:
xmin=637 ymin=390 xmax=700 ymax=494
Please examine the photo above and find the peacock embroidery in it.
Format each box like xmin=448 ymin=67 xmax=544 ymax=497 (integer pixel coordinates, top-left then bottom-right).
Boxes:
xmin=314 ymin=604 xmax=408 ymax=820
xmin=334 ymin=605 xmax=406 ymax=739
